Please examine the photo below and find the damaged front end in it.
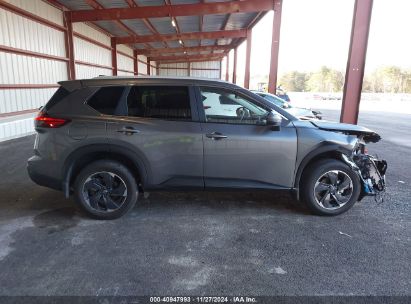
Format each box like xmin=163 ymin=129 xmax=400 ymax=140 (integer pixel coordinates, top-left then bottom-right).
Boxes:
xmin=311 ymin=121 xmax=388 ymax=202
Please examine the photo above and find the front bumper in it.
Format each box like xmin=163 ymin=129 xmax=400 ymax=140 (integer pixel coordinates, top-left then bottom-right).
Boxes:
xmin=342 ymin=154 xmax=387 ymax=200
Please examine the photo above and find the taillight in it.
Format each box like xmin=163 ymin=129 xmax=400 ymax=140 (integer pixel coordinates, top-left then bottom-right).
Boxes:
xmin=35 ymin=112 xmax=70 ymax=128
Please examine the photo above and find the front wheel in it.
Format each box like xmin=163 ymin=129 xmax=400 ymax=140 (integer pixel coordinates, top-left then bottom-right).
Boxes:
xmin=301 ymin=159 xmax=361 ymax=216
xmin=74 ymin=160 xmax=138 ymax=220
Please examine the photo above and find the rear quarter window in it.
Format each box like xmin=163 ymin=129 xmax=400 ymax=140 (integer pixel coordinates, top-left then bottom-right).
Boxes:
xmin=87 ymin=86 xmax=125 ymax=115
xmin=44 ymin=87 xmax=70 ymax=111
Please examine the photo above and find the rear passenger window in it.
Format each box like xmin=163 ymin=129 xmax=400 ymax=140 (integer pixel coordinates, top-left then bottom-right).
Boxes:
xmin=127 ymin=86 xmax=191 ymax=121
xmin=87 ymin=86 xmax=125 ymax=115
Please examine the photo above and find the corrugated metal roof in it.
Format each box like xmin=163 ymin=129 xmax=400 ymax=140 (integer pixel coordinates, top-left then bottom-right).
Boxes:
xmin=58 ymin=0 xmax=90 ymax=10
xmin=122 ymin=19 xmax=153 ymax=36
xmin=97 ymin=0 xmax=128 ymax=8
xmin=203 ymin=14 xmax=226 ymax=32
xmin=94 ymin=21 xmax=128 ymax=37
xmin=176 ymin=16 xmax=200 ymax=33
xmin=55 ymin=0 xmax=264 ymax=60
xmin=135 ymin=0 xmax=164 ymax=6
xmin=225 ymin=12 xmax=259 ymax=30
xmin=148 ymin=17 xmax=176 ymax=35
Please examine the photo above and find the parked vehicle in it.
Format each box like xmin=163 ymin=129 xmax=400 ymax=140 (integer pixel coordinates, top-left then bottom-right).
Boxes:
xmin=28 ymin=76 xmax=387 ymax=219
xmin=252 ymin=91 xmax=322 ymax=120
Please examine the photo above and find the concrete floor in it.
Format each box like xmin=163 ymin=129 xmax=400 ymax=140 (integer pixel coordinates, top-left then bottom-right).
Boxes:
xmin=0 ymin=110 xmax=409 ymax=296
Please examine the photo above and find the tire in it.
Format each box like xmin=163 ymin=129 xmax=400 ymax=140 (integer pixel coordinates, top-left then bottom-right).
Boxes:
xmin=74 ymin=160 xmax=138 ymax=220
xmin=301 ymin=159 xmax=361 ymax=216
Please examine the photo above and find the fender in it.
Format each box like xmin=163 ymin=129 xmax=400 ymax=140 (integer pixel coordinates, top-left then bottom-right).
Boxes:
xmin=62 ymin=144 xmax=149 ymax=197
xmin=293 ymin=142 xmax=353 ymax=197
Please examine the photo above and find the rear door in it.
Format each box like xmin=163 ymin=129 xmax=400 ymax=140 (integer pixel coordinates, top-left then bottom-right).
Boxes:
xmin=105 ymin=85 xmax=204 ymax=189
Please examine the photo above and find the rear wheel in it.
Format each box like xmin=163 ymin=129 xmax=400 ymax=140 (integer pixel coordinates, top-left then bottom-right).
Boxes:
xmin=74 ymin=160 xmax=138 ymax=220
xmin=301 ymin=159 xmax=361 ymax=216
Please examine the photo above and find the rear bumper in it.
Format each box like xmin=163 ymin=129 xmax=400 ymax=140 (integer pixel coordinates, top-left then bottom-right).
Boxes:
xmin=27 ymin=155 xmax=62 ymax=191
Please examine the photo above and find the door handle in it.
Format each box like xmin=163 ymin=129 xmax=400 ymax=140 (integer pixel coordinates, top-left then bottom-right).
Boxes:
xmin=206 ymin=132 xmax=227 ymax=140
xmin=117 ymin=126 xmax=140 ymax=134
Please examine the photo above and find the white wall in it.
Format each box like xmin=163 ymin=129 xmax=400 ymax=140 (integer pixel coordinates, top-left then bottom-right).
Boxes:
xmin=159 ymin=61 xmax=221 ymax=78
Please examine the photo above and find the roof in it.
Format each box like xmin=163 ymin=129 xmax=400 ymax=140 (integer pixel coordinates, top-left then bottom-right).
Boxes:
xmin=51 ymin=0 xmax=273 ymax=64
xmin=58 ymin=75 xmax=235 ymax=90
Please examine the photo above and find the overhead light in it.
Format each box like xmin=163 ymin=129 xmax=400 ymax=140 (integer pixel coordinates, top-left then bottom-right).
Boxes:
xmin=179 ymin=40 xmax=183 ymax=45
xmin=171 ymin=19 xmax=176 ymax=27
xmin=184 ymin=51 xmax=187 ymax=54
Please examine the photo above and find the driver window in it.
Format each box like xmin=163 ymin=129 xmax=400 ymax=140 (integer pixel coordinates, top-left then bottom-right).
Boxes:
xmin=199 ymin=87 xmax=269 ymax=125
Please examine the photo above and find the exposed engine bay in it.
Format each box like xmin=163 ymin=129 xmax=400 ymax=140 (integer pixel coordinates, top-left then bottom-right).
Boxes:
xmin=310 ymin=121 xmax=388 ymax=202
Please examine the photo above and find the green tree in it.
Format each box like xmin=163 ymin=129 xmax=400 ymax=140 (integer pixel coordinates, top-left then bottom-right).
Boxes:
xmin=279 ymin=71 xmax=307 ymax=92
xmin=306 ymin=66 xmax=344 ymax=92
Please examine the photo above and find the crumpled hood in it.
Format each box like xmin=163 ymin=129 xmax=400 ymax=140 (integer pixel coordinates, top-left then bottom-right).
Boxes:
xmin=310 ymin=121 xmax=381 ymax=143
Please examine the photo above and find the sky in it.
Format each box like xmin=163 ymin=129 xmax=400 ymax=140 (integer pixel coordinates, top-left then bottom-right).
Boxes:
xmin=230 ymin=0 xmax=411 ymax=80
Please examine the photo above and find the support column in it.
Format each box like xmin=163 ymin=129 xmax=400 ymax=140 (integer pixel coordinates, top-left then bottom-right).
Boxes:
xmin=64 ymin=12 xmax=75 ymax=80
xmin=340 ymin=0 xmax=373 ymax=124
xmin=133 ymin=50 xmax=138 ymax=76
xmin=187 ymin=62 xmax=191 ymax=77
xmin=219 ymin=60 xmax=223 ymax=80
xmin=156 ymin=62 xmax=159 ymax=76
xmin=147 ymin=59 xmax=151 ymax=75
xmin=111 ymin=38 xmax=117 ymax=76
xmin=244 ymin=29 xmax=252 ymax=89
xmin=232 ymin=48 xmax=237 ymax=84
xmin=268 ymin=0 xmax=283 ymax=94
xmin=225 ymin=53 xmax=229 ymax=81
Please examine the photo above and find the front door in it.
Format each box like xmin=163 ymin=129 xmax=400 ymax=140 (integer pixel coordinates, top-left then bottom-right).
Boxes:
xmin=196 ymin=86 xmax=297 ymax=189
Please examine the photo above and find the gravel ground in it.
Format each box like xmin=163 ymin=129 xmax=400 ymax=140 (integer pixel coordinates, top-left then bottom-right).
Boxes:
xmin=0 ymin=111 xmax=409 ymax=298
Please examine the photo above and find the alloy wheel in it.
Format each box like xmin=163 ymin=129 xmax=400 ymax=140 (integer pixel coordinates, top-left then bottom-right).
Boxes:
xmin=82 ymin=171 xmax=128 ymax=212
xmin=313 ymin=170 xmax=353 ymax=210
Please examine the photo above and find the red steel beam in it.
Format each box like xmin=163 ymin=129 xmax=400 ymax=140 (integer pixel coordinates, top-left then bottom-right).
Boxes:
xmin=69 ymin=0 xmax=275 ymax=22
xmin=147 ymin=59 xmax=151 ymax=75
xmin=158 ymin=58 xmax=223 ymax=64
xmin=111 ymin=37 xmax=118 ymax=76
xmin=340 ymin=0 xmax=373 ymax=124
xmin=244 ymin=29 xmax=252 ymax=88
xmin=0 ymin=45 xmax=68 ymax=62
xmin=225 ymin=53 xmax=230 ymax=81
xmin=64 ymin=12 xmax=76 ymax=80
xmin=232 ymin=47 xmax=237 ymax=84
xmin=268 ymin=0 xmax=283 ymax=94
xmin=149 ymin=54 xmax=223 ymax=62
xmin=138 ymin=45 xmax=231 ymax=56
xmin=115 ymin=30 xmax=247 ymax=45
xmin=133 ymin=50 xmax=139 ymax=75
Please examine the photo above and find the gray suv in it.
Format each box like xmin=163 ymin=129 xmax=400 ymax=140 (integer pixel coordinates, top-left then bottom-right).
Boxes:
xmin=27 ymin=76 xmax=387 ymax=219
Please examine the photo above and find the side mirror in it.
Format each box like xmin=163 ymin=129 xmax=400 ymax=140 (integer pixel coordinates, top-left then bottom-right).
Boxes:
xmin=266 ymin=112 xmax=282 ymax=130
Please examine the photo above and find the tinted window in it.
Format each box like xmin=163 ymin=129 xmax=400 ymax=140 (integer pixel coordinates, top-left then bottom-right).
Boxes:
xmin=87 ymin=86 xmax=125 ymax=115
xmin=44 ymin=87 xmax=70 ymax=110
xmin=199 ymin=87 xmax=268 ymax=125
xmin=127 ymin=86 xmax=191 ymax=121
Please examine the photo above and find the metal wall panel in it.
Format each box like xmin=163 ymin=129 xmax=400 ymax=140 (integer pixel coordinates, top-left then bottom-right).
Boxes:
xmin=137 ymin=55 xmax=148 ymax=75
xmin=117 ymin=70 xmax=134 ymax=76
xmin=159 ymin=63 xmax=188 ymax=77
xmin=75 ymin=64 xmax=112 ymax=79
xmin=5 ymin=0 xmax=64 ymax=26
xmin=117 ymin=53 xmax=133 ymax=72
xmin=74 ymin=37 xmax=111 ymax=66
xmin=0 ymin=8 xmax=66 ymax=57
xmin=0 ymin=88 xmax=57 ymax=114
xmin=73 ymin=23 xmax=111 ymax=47
xmin=117 ymin=44 xmax=133 ymax=57
xmin=0 ymin=116 xmax=35 ymax=142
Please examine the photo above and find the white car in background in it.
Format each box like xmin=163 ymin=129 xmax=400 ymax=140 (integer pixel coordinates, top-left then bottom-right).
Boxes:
xmin=252 ymin=91 xmax=322 ymax=120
